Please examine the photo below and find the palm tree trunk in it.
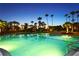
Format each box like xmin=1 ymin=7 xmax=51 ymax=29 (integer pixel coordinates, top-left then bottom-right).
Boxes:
xmin=71 ymin=15 xmax=74 ymax=33
xmin=46 ymin=17 xmax=48 ymax=26
xmin=66 ymin=27 xmax=69 ymax=33
xmin=69 ymin=18 xmax=71 ymax=22
xmin=66 ymin=17 xmax=67 ymax=22
xmin=52 ymin=18 xmax=53 ymax=26
xmin=46 ymin=17 xmax=49 ymax=29
xmin=71 ymin=24 xmax=74 ymax=32
xmin=0 ymin=28 xmax=1 ymax=33
xmin=72 ymin=15 xmax=74 ymax=23
xmin=77 ymin=17 xmax=78 ymax=22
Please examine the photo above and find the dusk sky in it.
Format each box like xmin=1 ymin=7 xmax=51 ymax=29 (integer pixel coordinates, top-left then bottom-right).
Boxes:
xmin=0 ymin=3 xmax=79 ymax=26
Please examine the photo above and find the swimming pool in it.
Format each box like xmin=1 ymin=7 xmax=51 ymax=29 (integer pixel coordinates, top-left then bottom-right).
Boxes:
xmin=0 ymin=33 xmax=79 ymax=56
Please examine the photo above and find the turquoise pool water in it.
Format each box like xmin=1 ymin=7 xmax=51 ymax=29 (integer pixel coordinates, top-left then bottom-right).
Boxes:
xmin=0 ymin=33 xmax=79 ymax=56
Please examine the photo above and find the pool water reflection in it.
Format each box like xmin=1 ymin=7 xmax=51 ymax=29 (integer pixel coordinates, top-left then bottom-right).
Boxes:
xmin=0 ymin=33 xmax=79 ymax=56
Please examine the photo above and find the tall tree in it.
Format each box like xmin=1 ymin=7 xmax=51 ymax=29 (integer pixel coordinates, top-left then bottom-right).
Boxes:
xmin=31 ymin=21 xmax=34 ymax=25
xmin=41 ymin=21 xmax=46 ymax=28
xmin=24 ymin=23 xmax=28 ymax=30
xmin=77 ymin=14 xmax=79 ymax=22
xmin=34 ymin=22 xmax=37 ymax=29
xmin=64 ymin=14 xmax=68 ymax=22
xmin=68 ymin=16 xmax=71 ymax=22
xmin=70 ymin=11 xmax=75 ymax=32
xmin=63 ymin=22 xmax=72 ymax=33
xmin=76 ymin=10 xmax=79 ymax=22
xmin=45 ymin=14 xmax=49 ymax=26
xmin=37 ymin=17 xmax=42 ymax=28
xmin=37 ymin=17 xmax=42 ymax=21
xmin=51 ymin=14 xmax=54 ymax=26
xmin=70 ymin=11 xmax=75 ymax=23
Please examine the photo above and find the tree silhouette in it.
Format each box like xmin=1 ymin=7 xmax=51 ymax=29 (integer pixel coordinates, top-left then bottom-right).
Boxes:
xmin=31 ymin=21 xmax=34 ymax=25
xmin=76 ymin=10 xmax=79 ymax=22
xmin=77 ymin=14 xmax=79 ymax=22
xmin=45 ymin=14 xmax=49 ymax=26
xmin=70 ymin=11 xmax=75 ymax=23
xmin=64 ymin=14 xmax=68 ymax=22
xmin=51 ymin=14 xmax=54 ymax=26
xmin=68 ymin=16 xmax=71 ymax=22
xmin=63 ymin=22 xmax=72 ymax=33
xmin=37 ymin=17 xmax=42 ymax=28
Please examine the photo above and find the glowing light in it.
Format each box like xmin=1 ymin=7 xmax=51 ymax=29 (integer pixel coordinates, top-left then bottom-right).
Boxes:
xmin=62 ymin=35 xmax=72 ymax=39
xmin=45 ymin=25 xmax=48 ymax=29
xmin=37 ymin=24 xmax=39 ymax=29
xmin=0 ymin=44 xmax=18 ymax=51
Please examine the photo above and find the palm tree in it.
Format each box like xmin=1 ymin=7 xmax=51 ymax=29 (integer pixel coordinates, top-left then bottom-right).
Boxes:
xmin=38 ymin=21 xmax=42 ymax=28
xmin=64 ymin=14 xmax=68 ymax=22
xmin=41 ymin=21 xmax=46 ymax=28
xmin=68 ymin=16 xmax=71 ymax=22
xmin=77 ymin=14 xmax=79 ymax=22
xmin=63 ymin=22 xmax=72 ymax=33
xmin=31 ymin=21 xmax=34 ymax=25
xmin=34 ymin=23 xmax=37 ymax=27
xmin=34 ymin=22 xmax=37 ymax=29
xmin=76 ymin=10 xmax=79 ymax=22
xmin=45 ymin=14 xmax=49 ymax=26
xmin=51 ymin=14 xmax=54 ymax=26
xmin=37 ymin=17 xmax=42 ymax=28
xmin=70 ymin=11 xmax=75 ymax=32
xmin=24 ymin=23 xmax=28 ymax=30
xmin=70 ymin=11 xmax=75 ymax=23
xmin=37 ymin=17 xmax=42 ymax=21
